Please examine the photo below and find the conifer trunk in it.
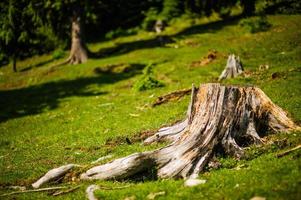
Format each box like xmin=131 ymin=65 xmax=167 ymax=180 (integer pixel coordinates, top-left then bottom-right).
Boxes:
xmin=67 ymin=10 xmax=88 ymax=65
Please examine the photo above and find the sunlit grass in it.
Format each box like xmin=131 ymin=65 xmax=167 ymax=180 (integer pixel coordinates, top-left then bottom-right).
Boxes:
xmin=0 ymin=15 xmax=300 ymax=199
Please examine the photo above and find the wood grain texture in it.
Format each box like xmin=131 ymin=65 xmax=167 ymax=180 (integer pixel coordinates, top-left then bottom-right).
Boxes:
xmin=80 ymin=83 xmax=298 ymax=180
xmin=219 ymin=54 xmax=243 ymax=80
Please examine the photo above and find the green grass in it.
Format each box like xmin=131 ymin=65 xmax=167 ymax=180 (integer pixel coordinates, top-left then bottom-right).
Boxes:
xmin=0 ymin=14 xmax=300 ymax=199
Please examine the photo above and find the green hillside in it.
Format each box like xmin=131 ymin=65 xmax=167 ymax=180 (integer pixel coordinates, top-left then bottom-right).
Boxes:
xmin=0 ymin=14 xmax=300 ymax=199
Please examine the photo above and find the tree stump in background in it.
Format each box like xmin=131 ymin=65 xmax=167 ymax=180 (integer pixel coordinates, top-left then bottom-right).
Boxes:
xmin=219 ymin=54 xmax=243 ymax=80
xmin=80 ymin=83 xmax=298 ymax=181
xmin=154 ymin=20 xmax=166 ymax=34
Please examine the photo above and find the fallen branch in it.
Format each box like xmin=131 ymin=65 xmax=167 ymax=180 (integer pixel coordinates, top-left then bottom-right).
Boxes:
xmin=97 ymin=185 xmax=132 ymax=190
xmin=277 ymin=144 xmax=301 ymax=158
xmin=52 ymin=185 xmax=81 ymax=196
xmin=152 ymin=88 xmax=192 ymax=107
xmin=0 ymin=186 xmax=67 ymax=197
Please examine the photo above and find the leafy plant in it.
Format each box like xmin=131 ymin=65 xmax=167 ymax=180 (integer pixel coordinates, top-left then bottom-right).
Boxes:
xmin=141 ymin=7 xmax=161 ymax=31
xmin=133 ymin=64 xmax=164 ymax=91
xmin=52 ymin=49 xmax=65 ymax=60
xmin=262 ymin=0 xmax=301 ymax=14
xmin=239 ymin=16 xmax=272 ymax=33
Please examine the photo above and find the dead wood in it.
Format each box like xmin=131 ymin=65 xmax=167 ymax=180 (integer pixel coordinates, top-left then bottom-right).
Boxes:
xmin=52 ymin=185 xmax=81 ymax=196
xmin=32 ymin=83 xmax=298 ymax=189
xmin=154 ymin=20 xmax=166 ymax=33
xmin=86 ymin=185 xmax=100 ymax=200
xmin=276 ymin=144 xmax=301 ymax=158
xmin=32 ymin=164 xmax=79 ymax=188
xmin=79 ymin=83 xmax=298 ymax=181
xmin=219 ymin=54 xmax=243 ymax=80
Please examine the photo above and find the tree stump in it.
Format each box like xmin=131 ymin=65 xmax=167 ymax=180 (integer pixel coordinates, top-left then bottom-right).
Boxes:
xmin=219 ymin=54 xmax=243 ymax=80
xmin=154 ymin=20 xmax=166 ymax=34
xmin=80 ymin=83 xmax=298 ymax=181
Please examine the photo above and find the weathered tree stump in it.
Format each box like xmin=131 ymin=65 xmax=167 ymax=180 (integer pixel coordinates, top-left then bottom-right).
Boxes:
xmin=154 ymin=20 xmax=166 ymax=34
xmin=80 ymin=83 xmax=298 ymax=181
xmin=219 ymin=54 xmax=243 ymax=80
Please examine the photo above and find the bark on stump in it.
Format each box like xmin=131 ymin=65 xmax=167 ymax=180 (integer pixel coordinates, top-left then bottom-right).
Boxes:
xmin=80 ymin=83 xmax=298 ymax=181
xmin=219 ymin=54 xmax=243 ymax=80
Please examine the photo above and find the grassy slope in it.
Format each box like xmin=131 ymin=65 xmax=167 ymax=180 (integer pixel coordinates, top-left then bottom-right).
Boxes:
xmin=0 ymin=15 xmax=300 ymax=199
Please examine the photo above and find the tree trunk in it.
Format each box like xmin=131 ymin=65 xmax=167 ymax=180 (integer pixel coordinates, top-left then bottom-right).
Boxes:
xmin=67 ymin=11 xmax=88 ymax=65
xmin=241 ymin=0 xmax=255 ymax=16
xmin=12 ymin=53 xmax=17 ymax=72
xmin=80 ymin=83 xmax=298 ymax=181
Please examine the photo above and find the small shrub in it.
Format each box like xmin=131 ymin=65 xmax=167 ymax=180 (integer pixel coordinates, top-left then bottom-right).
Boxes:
xmin=239 ymin=16 xmax=272 ymax=33
xmin=52 ymin=49 xmax=65 ymax=60
xmin=141 ymin=7 xmax=161 ymax=31
xmin=133 ymin=64 xmax=164 ymax=91
xmin=263 ymin=0 xmax=301 ymax=14
xmin=219 ymin=7 xmax=231 ymax=19
xmin=218 ymin=157 xmax=238 ymax=169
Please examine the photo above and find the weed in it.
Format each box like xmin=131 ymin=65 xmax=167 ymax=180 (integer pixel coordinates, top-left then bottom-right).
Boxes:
xmin=52 ymin=49 xmax=65 ymax=60
xmin=133 ymin=64 xmax=164 ymax=91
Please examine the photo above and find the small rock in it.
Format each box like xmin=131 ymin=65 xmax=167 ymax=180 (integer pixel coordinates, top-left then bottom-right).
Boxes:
xmin=184 ymin=178 xmax=206 ymax=187
xmin=147 ymin=191 xmax=166 ymax=199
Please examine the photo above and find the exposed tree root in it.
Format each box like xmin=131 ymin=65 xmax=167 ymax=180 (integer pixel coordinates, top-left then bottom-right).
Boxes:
xmin=86 ymin=185 xmax=100 ymax=200
xmin=32 ymin=164 xmax=79 ymax=188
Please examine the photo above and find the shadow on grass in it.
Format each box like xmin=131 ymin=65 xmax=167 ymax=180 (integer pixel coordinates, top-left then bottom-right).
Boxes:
xmin=0 ymin=15 xmax=244 ymax=122
xmin=90 ymin=15 xmax=243 ymax=59
xmin=19 ymin=58 xmax=56 ymax=72
xmin=90 ymin=36 xmax=175 ymax=59
xmin=0 ymin=63 xmax=145 ymax=123
xmin=174 ymin=15 xmax=243 ymax=37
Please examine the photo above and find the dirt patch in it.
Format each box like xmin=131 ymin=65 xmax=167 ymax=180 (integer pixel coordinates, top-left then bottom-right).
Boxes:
xmin=190 ymin=50 xmax=218 ymax=67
